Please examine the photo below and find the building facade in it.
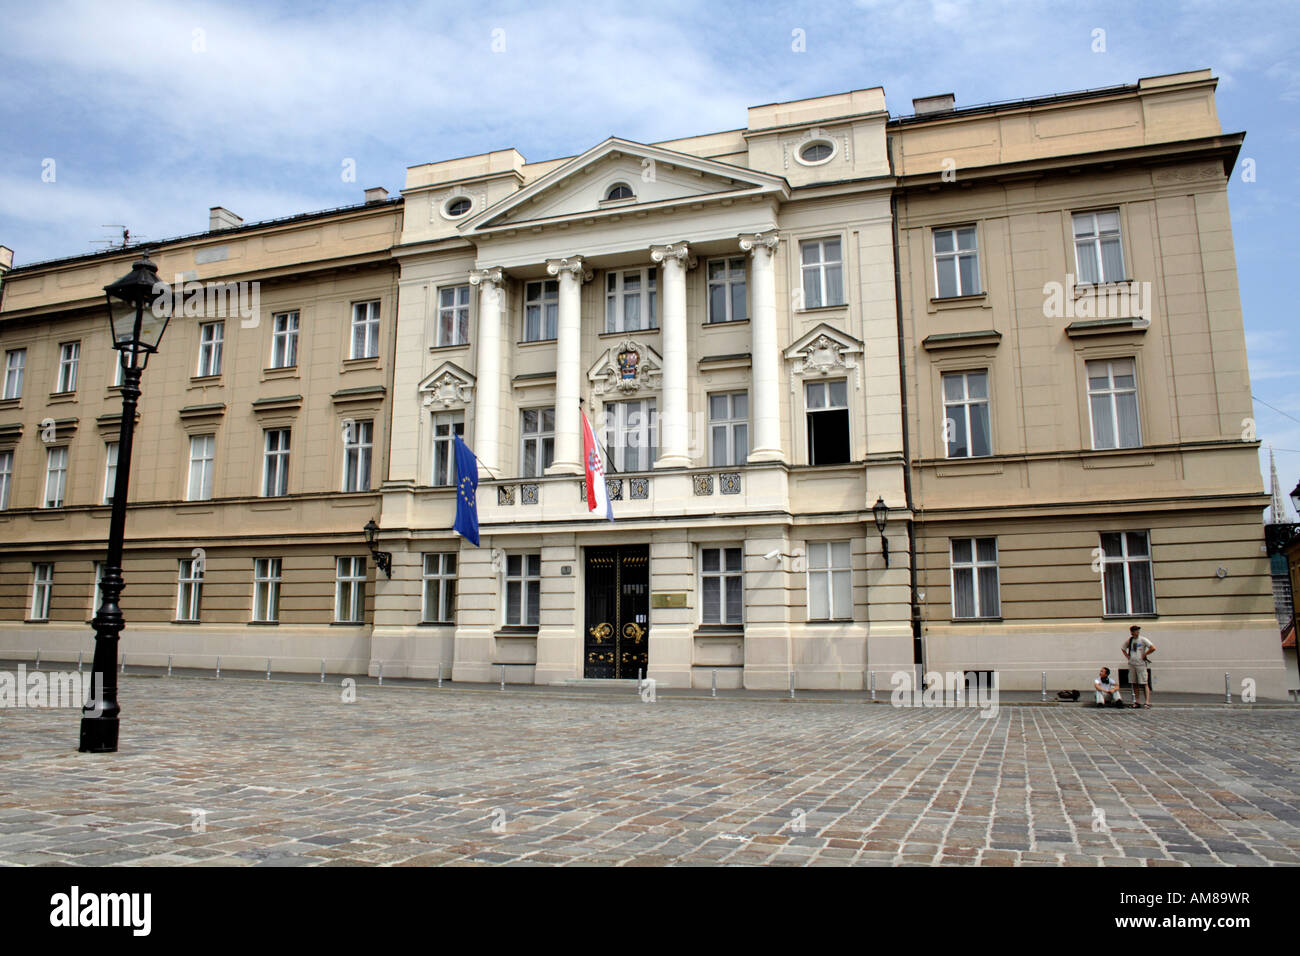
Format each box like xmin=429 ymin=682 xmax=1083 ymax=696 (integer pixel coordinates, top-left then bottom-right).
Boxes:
xmin=0 ymin=70 xmax=1288 ymax=696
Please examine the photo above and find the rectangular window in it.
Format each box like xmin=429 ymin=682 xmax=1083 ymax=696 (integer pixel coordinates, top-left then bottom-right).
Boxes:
xmin=112 ymin=355 xmax=124 ymax=388
xmin=505 ymin=552 xmax=541 ymax=626
xmin=102 ymin=442 xmax=119 ymax=505
xmin=335 ymin=556 xmax=367 ymax=623
xmin=31 ymin=563 xmax=53 ymax=620
xmin=799 ymin=238 xmax=844 ymax=308
xmin=708 ymin=392 xmax=749 ymax=466
xmin=1073 ymin=209 xmax=1125 ymax=284
xmin=437 ymin=285 xmax=471 ymax=347
xmin=262 ymin=428 xmax=291 ymax=497
xmin=92 ymin=561 xmax=105 ymax=615
xmin=3 ymin=348 xmax=25 ymax=399
xmin=351 ymin=300 xmax=381 ymax=359
xmin=707 ymin=257 xmax=747 ymax=323
xmin=805 ymin=380 xmax=850 ymax=465
xmin=56 ymin=342 xmax=80 ymax=393
xmin=197 ymin=321 xmax=224 ymax=377
xmin=422 ymin=552 xmax=457 ymax=623
xmin=270 ymin=311 xmax=299 ymax=368
xmin=44 ymin=446 xmax=68 ymax=508
xmin=252 ymin=558 xmax=281 ymax=623
xmin=807 ymin=540 xmax=852 ymax=621
xmin=342 ymin=419 xmax=373 ymax=492
xmin=523 ymin=280 xmax=559 ymax=342
xmin=604 ymin=399 xmax=657 ymax=472
xmin=951 ymin=538 xmax=1000 ymax=619
xmin=942 ymin=371 xmax=991 ymax=458
xmin=1086 ymin=358 xmax=1141 ymax=450
xmin=701 ymin=546 xmax=743 ymax=625
xmin=188 ymin=434 xmax=215 ymax=501
xmin=1100 ymin=531 xmax=1155 ymax=616
xmin=431 ymin=412 xmax=465 ymax=486
xmin=605 ymin=268 xmax=658 ymax=333
xmin=0 ymin=449 xmax=12 ymax=509
xmin=520 ymin=407 xmax=555 ymax=477
xmin=933 ymin=226 xmax=980 ymax=298
xmin=177 ymin=557 xmax=203 ymax=622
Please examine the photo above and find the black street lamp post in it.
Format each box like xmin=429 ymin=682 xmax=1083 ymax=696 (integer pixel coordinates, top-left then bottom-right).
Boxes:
xmin=1290 ymin=481 xmax=1300 ymax=696
xmin=872 ymin=495 xmax=890 ymax=568
xmin=78 ymin=254 xmax=171 ymax=754
xmin=364 ymin=518 xmax=392 ymax=579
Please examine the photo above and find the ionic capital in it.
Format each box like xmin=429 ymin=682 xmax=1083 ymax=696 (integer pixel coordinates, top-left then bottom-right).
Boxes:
xmin=739 ymin=232 xmax=781 ymax=257
xmin=468 ymin=267 xmax=505 ymax=289
xmin=545 ymin=257 xmax=592 ymax=282
xmin=650 ymin=242 xmax=697 ymax=271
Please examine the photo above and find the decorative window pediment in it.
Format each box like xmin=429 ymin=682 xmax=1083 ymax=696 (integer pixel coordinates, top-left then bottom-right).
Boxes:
xmin=419 ymin=361 xmax=476 ymax=409
xmin=588 ymin=339 xmax=663 ymax=397
xmin=784 ymin=323 xmax=863 ymax=392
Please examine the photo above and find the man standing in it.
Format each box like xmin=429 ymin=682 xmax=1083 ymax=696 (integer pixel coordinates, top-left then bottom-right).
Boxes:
xmin=1122 ymin=625 xmax=1155 ymax=709
xmin=1094 ymin=666 xmax=1124 ymax=707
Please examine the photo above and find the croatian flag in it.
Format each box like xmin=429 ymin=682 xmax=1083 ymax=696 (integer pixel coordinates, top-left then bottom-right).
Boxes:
xmin=581 ymin=408 xmax=614 ymax=522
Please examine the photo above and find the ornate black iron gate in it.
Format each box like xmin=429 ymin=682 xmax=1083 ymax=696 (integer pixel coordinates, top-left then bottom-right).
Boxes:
xmin=583 ymin=546 xmax=650 ymax=679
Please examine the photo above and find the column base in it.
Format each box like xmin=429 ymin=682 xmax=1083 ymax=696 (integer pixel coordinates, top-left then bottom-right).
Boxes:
xmin=653 ymin=455 xmax=691 ymax=469
xmin=746 ymin=448 xmax=785 ymax=463
xmin=545 ymin=461 xmax=583 ymax=476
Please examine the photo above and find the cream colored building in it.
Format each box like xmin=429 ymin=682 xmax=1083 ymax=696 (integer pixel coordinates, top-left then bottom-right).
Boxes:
xmin=893 ymin=70 xmax=1287 ymax=696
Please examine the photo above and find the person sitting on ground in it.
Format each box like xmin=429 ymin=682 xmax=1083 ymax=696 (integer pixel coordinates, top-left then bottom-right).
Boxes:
xmin=1094 ymin=666 xmax=1124 ymax=707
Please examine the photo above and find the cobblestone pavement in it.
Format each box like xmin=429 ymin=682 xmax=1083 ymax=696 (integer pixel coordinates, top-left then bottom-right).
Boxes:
xmin=2 ymin=676 xmax=1298 ymax=866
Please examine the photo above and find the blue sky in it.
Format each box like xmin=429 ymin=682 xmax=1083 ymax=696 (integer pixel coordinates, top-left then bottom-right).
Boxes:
xmin=1 ymin=0 xmax=1297 ymax=507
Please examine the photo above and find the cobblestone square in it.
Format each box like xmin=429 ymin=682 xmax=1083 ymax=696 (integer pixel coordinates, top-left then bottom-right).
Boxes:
xmin=2 ymin=676 xmax=1298 ymax=866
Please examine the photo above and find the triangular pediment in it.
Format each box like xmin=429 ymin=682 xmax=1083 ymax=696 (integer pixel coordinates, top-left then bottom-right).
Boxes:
xmin=418 ymin=361 xmax=476 ymax=409
xmin=784 ymin=323 xmax=864 ymax=383
xmin=462 ymin=138 xmax=789 ymax=233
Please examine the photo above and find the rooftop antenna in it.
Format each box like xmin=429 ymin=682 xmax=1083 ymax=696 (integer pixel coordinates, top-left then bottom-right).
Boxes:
xmin=89 ymin=225 xmax=146 ymax=250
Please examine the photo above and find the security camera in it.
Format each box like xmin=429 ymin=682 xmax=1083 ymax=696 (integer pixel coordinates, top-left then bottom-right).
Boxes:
xmin=763 ymin=549 xmax=781 ymax=560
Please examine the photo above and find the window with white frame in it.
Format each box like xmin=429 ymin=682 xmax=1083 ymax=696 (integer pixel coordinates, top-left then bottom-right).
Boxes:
xmin=807 ymin=540 xmax=852 ymax=621
xmin=933 ymin=226 xmax=980 ymax=298
xmin=252 ymin=557 xmax=281 ymax=623
xmin=1086 ymin=358 xmax=1141 ymax=450
xmin=335 ymin=556 xmax=367 ymax=623
xmin=431 ymin=412 xmax=465 ymax=486
xmin=56 ymin=341 xmax=80 ymax=393
xmin=505 ymin=553 xmax=541 ymax=627
xmin=3 ymin=348 xmax=25 ymax=399
xmin=44 ymin=446 xmax=68 ymax=508
xmin=92 ymin=561 xmax=105 ymax=615
xmin=421 ymin=552 xmax=457 ymax=623
xmin=111 ymin=354 xmax=124 ymax=388
xmin=351 ymin=300 xmax=381 ymax=359
xmin=799 ymin=238 xmax=844 ymax=308
xmin=342 ymin=419 xmax=373 ymax=492
xmin=270 ymin=311 xmax=299 ymax=369
xmin=701 ymin=546 xmax=743 ymax=625
xmin=604 ymin=399 xmax=657 ymax=472
xmin=805 ymin=379 xmax=850 ymax=465
xmin=1073 ymin=209 xmax=1125 ymax=284
xmin=188 ymin=434 xmax=215 ymax=501
xmin=177 ymin=557 xmax=203 ymax=622
xmin=523 ymin=280 xmax=558 ymax=342
xmin=709 ymin=392 xmax=749 ymax=466
xmin=102 ymin=441 xmax=119 ymax=505
xmin=520 ymin=407 xmax=555 ymax=477
xmin=262 ymin=428 xmax=291 ymax=496
xmin=0 ymin=449 xmax=12 ymax=509
xmin=605 ymin=268 xmax=658 ymax=333
xmin=197 ymin=321 xmax=224 ymax=377
xmin=942 ymin=371 xmax=991 ymax=458
xmin=31 ymin=563 xmax=53 ymax=620
xmin=437 ymin=285 xmax=471 ymax=347
xmin=707 ymin=257 xmax=747 ymax=323
xmin=1100 ymin=531 xmax=1155 ymax=616
xmin=951 ymin=538 xmax=1000 ymax=619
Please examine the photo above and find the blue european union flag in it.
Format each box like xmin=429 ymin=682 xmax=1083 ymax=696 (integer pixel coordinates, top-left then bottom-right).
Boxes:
xmin=452 ymin=433 xmax=480 ymax=547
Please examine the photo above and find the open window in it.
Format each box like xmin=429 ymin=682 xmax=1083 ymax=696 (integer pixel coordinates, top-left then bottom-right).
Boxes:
xmin=805 ymin=380 xmax=849 ymax=465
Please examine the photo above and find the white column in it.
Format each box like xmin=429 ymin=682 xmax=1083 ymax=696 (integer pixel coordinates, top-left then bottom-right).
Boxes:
xmin=740 ymin=232 xmax=782 ymax=462
xmin=650 ymin=242 xmax=695 ymax=468
xmin=545 ymin=256 xmax=590 ymax=475
xmin=468 ymin=267 xmax=505 ymax=472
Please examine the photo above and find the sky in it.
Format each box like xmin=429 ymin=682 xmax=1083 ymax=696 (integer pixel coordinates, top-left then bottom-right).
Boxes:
xmin=1 ymin=0 xmax=1297 ymax=509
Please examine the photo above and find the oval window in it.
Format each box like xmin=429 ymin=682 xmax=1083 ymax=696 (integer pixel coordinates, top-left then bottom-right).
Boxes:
xmin=445 ymin=196 xmax=472 ymax=217
xmin=798 ymin=140 xmax=835 ymax=165
xmin=605 ymin=182 xmax=634 ymax=201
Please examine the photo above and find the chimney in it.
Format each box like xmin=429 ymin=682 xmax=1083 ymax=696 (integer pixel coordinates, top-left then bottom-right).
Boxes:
xmin=0 ymin=246 xmax=12 ymax=273
xmin=364 ymin=186 xmax=389 ymax=204
xmin=912 ymin=93 xmax=956 ymax=116
xmin=209 ymin=207 xmax=244 ymax=232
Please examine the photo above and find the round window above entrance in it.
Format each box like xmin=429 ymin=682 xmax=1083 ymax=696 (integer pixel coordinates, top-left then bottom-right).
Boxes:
xmin=796 ymin=139 xmax=836 ymax=166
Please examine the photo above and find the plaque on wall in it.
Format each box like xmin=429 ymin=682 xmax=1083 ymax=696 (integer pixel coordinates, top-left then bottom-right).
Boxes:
xmin=650 ymin=592 xmax=688 ymax=609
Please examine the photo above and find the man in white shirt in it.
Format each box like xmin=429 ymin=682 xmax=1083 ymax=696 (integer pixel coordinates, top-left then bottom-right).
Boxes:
xmin=1094 ymin=666 xmax=1123 ymax=706
xmin=1122 ymin=624 xmax=1156 ymax=709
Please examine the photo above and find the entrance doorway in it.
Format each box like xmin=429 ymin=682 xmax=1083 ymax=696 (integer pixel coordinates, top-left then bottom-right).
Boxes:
xmin=583 ymin=545 xmax=649 ymax=679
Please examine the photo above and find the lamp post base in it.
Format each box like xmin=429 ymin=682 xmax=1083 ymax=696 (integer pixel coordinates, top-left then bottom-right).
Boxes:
xmin=78 ymin=716 xmax=120 ymax=753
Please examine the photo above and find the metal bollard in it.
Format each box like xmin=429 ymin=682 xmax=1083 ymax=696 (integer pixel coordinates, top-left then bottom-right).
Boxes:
xmin=789 ymin=671 xmax=795 ymax=700
xmin=870 ymin=670 xmax=876 ymax=701
xmin=1225 ymin=673 xmax=1232 ymax=705
xmin=500 ymin=665 xmax=505 ymax=691
xmin=216 ymin=656 xmax=221 ymax=679
xmin=35 ymin=648 xmax=40 ymax=671
xmin=437 ymin=662 xmax=443 ymax=688
xmin=711 ymin=668 xmax=717 ymax=698
xmin=320 ymin=659 xmax=325 ymax=683
xmin=120 ymin=654 xmax=126 ymax=675
xmin=77 ymin=650 xmax=83 ymax=673
xmin=638 ymin=668 xmax=643 ymax=683
xmin=266 ymin=658 xmax=272 ymax=681
xmin=1041 ymin=672 xmax=1047 ymax=702
xmin=167 ymin=655 xmax=173 ymax=678
xmin=378 ymin=661 xmax=384 ymax=686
